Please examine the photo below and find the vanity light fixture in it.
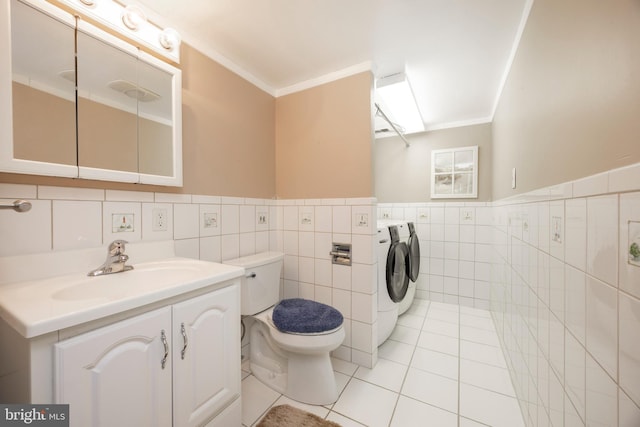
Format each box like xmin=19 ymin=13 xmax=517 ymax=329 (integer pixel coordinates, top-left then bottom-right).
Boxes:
xmin=58 ymin=0 xmax=181 ymax=63
xmin=376 ymin=71 xmax=424 ymax=135
xmin=159 ymin=28 xmax=181 ymax=52
xmin=121 ymin=5 xmax=146 ymax=31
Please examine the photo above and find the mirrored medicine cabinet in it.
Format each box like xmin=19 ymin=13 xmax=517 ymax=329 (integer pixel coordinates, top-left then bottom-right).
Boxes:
xmin=0 ymin=0 xmax=183 ymax=186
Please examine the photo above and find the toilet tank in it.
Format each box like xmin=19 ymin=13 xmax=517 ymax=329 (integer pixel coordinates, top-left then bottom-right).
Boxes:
xmin=223 ymin=252 xmax=284 ymax=315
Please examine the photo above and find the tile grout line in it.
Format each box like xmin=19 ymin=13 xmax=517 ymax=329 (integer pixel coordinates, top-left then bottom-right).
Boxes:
xmin=385 ymin=300 xmax=430 ymax=427
xmin=457 ymin=303 xmax=461 ymax=427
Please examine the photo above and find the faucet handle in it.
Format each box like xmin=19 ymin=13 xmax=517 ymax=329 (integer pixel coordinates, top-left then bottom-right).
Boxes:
xmin=108 ymin=240 xmax=128 ymax=256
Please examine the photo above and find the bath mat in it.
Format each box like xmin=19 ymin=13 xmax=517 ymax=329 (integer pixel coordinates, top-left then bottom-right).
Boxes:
xmin=256 ymin=404 xmax=342 ymax=427
xmin=272 ymin=298 xmax=343 ymax=333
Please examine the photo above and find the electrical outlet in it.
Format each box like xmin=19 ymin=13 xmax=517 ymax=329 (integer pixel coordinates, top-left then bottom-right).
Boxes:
xmin=152 ymin=208 xmax=168 ymax=231
xmin=257 ymin=212 xmax=268 ymax=225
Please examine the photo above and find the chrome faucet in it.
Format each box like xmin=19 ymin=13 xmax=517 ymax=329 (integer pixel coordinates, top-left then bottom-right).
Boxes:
xmin=88 ymin=240 xmax=134 ymax=276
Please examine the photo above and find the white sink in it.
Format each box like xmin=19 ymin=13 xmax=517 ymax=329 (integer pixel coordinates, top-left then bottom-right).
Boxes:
xmin=0 ymin=250 xmax=244 ymax=338
xmin=52 ymin=261 xmax=205 ymax=302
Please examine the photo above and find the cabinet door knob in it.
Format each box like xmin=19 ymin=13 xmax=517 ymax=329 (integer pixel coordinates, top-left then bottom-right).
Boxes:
xmin=180 ymin=323 xmax=188 ymax=360
xmin=161 ymin=330 xmax=169 ymax=369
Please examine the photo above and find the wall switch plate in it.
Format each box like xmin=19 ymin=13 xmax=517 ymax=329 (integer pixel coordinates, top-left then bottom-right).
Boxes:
xmin=461 ymin=209 xmax=473 ymax=222
xmin=356 ymin=213 xmax=368 ymax=227
xmin=300 ymin=212 xmax=312 ymax=225
xmin=203 ymin=212 xmax=218 ymax=229
xmin=152 ymin=208 xmax=168 ymax=231
xmin=551 ymin=216 xmax=562 ymax=243
xmin=113 ymin=213 xmax=134 ymax=233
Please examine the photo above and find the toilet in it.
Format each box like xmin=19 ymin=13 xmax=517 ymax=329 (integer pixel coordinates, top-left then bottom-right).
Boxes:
xmin=224 ymin=252 xmax=345 ymax=405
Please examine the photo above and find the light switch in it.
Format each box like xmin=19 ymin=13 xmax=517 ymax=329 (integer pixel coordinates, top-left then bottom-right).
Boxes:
xmin=301 ymin=212 xmax=312 ymax=225
xmin=113 ymin=213 xmax=134 ymax=233
xmin=203 ymin=212 xmax=218 ymax=228
xmin=356 ymin=213 xmax=368 ymax=227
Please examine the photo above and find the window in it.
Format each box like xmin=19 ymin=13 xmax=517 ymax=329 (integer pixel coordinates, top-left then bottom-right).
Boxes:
xmin=431 ymin=146 xmax=478 ymax=199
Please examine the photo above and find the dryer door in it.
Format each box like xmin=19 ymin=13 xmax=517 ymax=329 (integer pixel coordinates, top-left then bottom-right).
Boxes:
xmin=407 ymin=222 xmax=420 ymax=282
xmin=386 ymin=241 xmax=409 ymax=302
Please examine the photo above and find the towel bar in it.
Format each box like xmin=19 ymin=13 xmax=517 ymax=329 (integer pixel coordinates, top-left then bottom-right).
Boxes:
xmin=0 ymin=200 xmax=31 ymax=213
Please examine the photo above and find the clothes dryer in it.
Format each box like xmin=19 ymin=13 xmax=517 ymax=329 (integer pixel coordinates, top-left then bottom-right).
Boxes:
xmin=386 ymin=224 xmax=410 ymax=303
xmin=398 ymin=221 xmax=420 ymax=315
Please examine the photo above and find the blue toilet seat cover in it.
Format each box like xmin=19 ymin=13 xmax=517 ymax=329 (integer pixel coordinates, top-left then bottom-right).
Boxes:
xmin=272 ymin=298 xmax=344 ymax=334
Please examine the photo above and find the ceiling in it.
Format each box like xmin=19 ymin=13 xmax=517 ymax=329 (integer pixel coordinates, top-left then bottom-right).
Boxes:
xmin=128 ymin=0 xmax=531 ymax=132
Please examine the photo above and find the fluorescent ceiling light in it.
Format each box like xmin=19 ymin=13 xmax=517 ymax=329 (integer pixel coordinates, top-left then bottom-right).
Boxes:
xmin=376 ymin=72 xmax=424 ymax=134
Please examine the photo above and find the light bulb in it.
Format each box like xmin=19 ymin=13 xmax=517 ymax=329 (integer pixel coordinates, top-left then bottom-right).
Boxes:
xmin=159 ymin=28 xmax=181 ymax=51
xmin=121 ymin=5 xmax=147 ymax=31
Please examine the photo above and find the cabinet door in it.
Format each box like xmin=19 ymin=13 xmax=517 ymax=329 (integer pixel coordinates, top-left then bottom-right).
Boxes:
xmin=172 ymin=284 xmax=241 ymax=427
xmin=54 ymin=307 xmax=172 ymax=427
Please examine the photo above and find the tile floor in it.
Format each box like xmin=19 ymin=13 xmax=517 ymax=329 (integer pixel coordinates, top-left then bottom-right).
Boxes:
xmin=241 ymin=300 xmax=525 ymax=427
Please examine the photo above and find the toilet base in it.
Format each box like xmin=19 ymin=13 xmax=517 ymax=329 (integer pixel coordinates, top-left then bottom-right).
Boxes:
xmin=286 ymin=352 xmax=338 ymax=405
xmin=249 ymin=320 xmax=341 ymax=405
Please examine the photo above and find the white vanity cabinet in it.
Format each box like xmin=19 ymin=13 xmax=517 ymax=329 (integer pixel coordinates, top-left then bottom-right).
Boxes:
xmin=53 ymin=284 xmax=240 ymax=427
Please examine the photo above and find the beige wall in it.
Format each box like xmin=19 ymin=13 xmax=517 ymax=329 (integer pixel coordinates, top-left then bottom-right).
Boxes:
xmin=375 ymin=123 xmax=493 ymax=203
xmin=275 ymin=72 xmax=374 ymax=199
xmin=181 ymin=45 xmax=276 ymax=198
xmin=492 ymin=0 xmax=640 ymax=200
xmin=1 ymin=43 xmax=277 ymax=198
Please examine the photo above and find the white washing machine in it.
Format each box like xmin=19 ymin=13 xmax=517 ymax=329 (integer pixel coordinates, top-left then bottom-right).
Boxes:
xmin=376 ymin=222 xmax=409 ymax=346
xmin=398 ymin=221 xmax=420 ymax=315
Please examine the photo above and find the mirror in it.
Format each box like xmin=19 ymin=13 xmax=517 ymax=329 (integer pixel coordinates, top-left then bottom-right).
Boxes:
xmin=0 ymin=0 xmax=182 ymax=186
xmin=137 ymin=54 xmax=177 ymax=179
xmin=77 ymin=28 xmax=139 ymax=181
xmin=2 ymin=0 xmax=77 ymax=177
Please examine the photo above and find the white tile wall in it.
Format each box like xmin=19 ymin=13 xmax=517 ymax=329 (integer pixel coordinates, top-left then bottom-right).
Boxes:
xmin=491 ymin=163 xmax=640 ymax=427
xmin=0 ymin=199 xmax=51 ymax=256
xmin=378 ymin=201 xmax=492 ymax=310
xmin=585 ymin=276 xmax=617 ymax=378
xmin=619 ymin=292 xmax=640 ymax=407
xmin=586 ymin=353 xmax=618 ymax=427
xmin=587 ymin=195 xmax=618 ymax=286
xmin=565 ymin=198 xmax=587 ymax=270
xmin=53 ymin=200 xmax=102 ymax=250
xmin=0 ymin=183 xmax=379 ymax=369
xmin=174 ymin=203 xmax=199 ymax=239
xmin=619 ymin=193 xmax=640 ymax=300
xmin=4 ymin=161 xmax=640 ymax=423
